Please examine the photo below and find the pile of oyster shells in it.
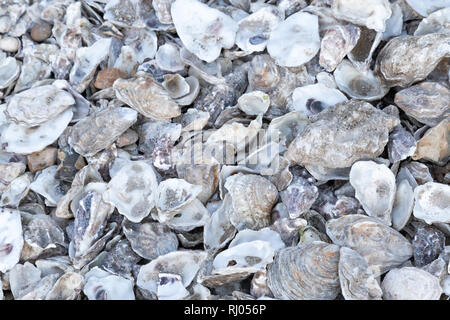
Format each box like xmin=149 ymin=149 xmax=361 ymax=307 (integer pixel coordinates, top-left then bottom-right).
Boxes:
xmin=0 ymin=0 xmax=449 ymax=300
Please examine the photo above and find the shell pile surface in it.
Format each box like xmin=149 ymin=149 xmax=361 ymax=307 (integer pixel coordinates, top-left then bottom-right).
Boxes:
xmin=0 ymin=0 xmax=448 ymax=301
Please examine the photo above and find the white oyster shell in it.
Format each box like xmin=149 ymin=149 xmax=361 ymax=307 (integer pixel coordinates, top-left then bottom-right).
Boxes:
xmin=162 ymin=74 xmax=190 ymax=99
xmin=267 ymin=11 xmax=320 ymax=67
xmin=349 ymin=161 xmax=396 ymax=226
xmin=235 ymin=7 xmax=282 ymax=53
xmin=156 ymin=43 xmax=185 ymax=72
xmin=237 ymin=91 xmax=270 ymax=115
xmin=0 ymin=108 xmax=73 ymax=155
xmin=382 ymin=2 xmax=403 ymax=41
xmin=391 ymin=179 xmax=415 ymax=231
xmin=229 ymin=228 xmax=285 ymax=251
xmin=103 ymin=161 xmax=158 ymax=223
xmin=414 ymin=7 xmax=450 ymax=36
xmin=157 ymin=273 xmax=189 ymax=300
xmin=331 ymin=0 xmax=392 ymax=32
xmin=290 ymin=83 xmax=347 ymax=117
xmin=413 ymin=182 xmax=450 ymax=224
xmin=171 ymin=0 xmax=238 ymax=63
xmin=212 ymin=240 xmax=275 ymax=275
xmin=381 ymin=267 xmax=442 ymax=300
xmin=5 ymin=85 xmax=75 ymax=127
xmin=0 ymin=209 xmax=24 ymax=273
xmin=405 ymin=0 xmax=450 ymax=17
xmin=83 ymin=267 xmax=135 ymax=300
xmin=0 ymin=56 xmax=20 ymax=89
xmin=334 ymin=59 xmax=389 ymax=101
xmin=137 ymin=250 xmax=207 ymax=295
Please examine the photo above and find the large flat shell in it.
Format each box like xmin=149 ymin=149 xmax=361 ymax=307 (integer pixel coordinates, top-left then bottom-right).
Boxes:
xmin=326 ymin=214 xmax=412 ymax=276
xmin=0 ymin=209 xmax=24 ymax=273
xmin=413 ymin=182 xmax=450 ymax=224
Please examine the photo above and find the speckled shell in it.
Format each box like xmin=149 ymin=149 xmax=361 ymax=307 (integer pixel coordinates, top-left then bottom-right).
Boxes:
xmin=326 ymin=214 xmax=413 ymax=276
xmin=267 ymin=241 xmax=340 ymax=300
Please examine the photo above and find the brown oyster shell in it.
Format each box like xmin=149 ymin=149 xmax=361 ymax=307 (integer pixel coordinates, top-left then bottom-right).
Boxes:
xmin=326 ymin=214 xmax=413 ymax=276
xmin=113 ymin=74 xmax=181 ymax=121
xmin=267 ymin=241 xmax=340 ymax=300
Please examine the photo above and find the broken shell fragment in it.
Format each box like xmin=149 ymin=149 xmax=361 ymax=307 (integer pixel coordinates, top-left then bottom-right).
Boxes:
xmin=267 ymin=11 xmax=320 ymax=67
xmin=349 ymin=161 xmax=396 ymax=226
xmin=412 ymin=119 xmax=449 ymax=165
xmin=413 ymin=182 xmax=450 ymax=224
xmin=83 ymin=267 xmax=135 ymax=300
xmin=381 ymin=267 xmax=442 ymax=300
xmin=391 ymin=179 xmax=415 ymax=231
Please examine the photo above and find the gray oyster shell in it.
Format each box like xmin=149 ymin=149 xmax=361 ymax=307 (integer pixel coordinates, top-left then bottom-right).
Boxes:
xmin=338 ymin=247 xmax=383 ymax=300
xmin=285 ymin=99 xmax=399 ymax=172
xmin=375 ymin=33 xmax=450 ymax=87
xmin=267 ymin=241 xmax=340 ymax=300
xmin=68 ymin=107 xmax=137 ymax=157
xmin=326 ymin=214 xmax=413 ymax=276
xmin=381 ymin=267 xmax=442 ymax=300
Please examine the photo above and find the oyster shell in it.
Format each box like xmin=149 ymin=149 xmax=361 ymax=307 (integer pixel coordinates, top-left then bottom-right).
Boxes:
xmin=412 ymin=118 xmax=449 ymax=165
xmin=137 ymin=250 xmax=207 ymax=296
xmin=413 ymin=182 xmax=450 ymax=224
xmin=319 ymin=24 xmax=361 ymax=72
xmin=338 ymin=247 xmax=383 ymax=300
xmin=45 ymin=272 xmax=83 ymax=300
xmin=0 ymin=209 xmax=24 ymax=273
xmin=395 ymin=82 xmax=449 ymax=126
xmin=381 ymin=267 xmax=442 ymax=300
xmin=171 ymin=0 xmax=238 ymax=63
xmin=414 ymin=7 xmax=450 ymax=36
xmin=103 ymin=161 xmax=158 ymax=223
xmin=374 ymin=33 xmax=450 ymax=87
xmin=104 ymin=0 xmax=153 ymax=28
xmin=387 ymin=126 xmax=417 ymax=163
xmin=349 ymin=161 xmax=396 ymax=226
xmin=68 ymin=107 xmax=137 ymax=157
xmin=113 ymin=74 xmax=181 ymax=121
xmin=267 ymin=11 xmax=320 ymax=67
xmin=290 ymin=83 xmax=347 ymax=117
xmin=331 ymin=0 xmax=392 ymax=32
xmin=123 ymin=220 xmax=178 ymax=260
xmin=237 ymin=91 xmax=270 ymax=116
xmin=235 ymin=7 xmax=282 ymax=53
xmin=83 ymin=267 xmax=135 ymax=300
xmin=405 ymin=0 xmax=450 ymax=17
xmin=156 ymin=43 xmax=185 ymax=72
xmin=0 ymin=55 xmax=20 ymax=90
xmin=326 ymin=214 xmax=413 ymax=276
xmin=391 ymin=179 xmax=415 ymax=231
xmin=334 ymin=59 xmax=389 ymax=101
xmin=267 ymin=241 xmax=340 ymax=300
xmin=225 ymin=173 xmax=278 ymax=230
xmin=285 ymin=99 xmax=399 ymax=172
xmin=280 ymin=177 xmax=318 ymax=219
xmin=1 ymin=108 xmax=73 ymax=155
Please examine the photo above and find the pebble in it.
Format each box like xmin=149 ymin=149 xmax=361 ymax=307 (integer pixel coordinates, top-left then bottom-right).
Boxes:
xmin=26 ymin=147 xmax=58 ymax=173
xmin=30 ymin=23 xmax=53 ymax=42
